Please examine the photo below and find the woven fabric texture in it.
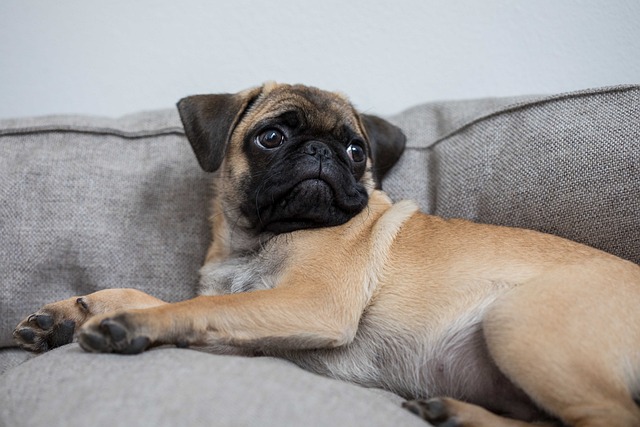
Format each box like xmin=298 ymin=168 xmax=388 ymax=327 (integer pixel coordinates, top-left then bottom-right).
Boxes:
xmin=0 ymin=117 xmax=210 ymax=348
xmin=0 ymin=345 xmax=424 ymax=427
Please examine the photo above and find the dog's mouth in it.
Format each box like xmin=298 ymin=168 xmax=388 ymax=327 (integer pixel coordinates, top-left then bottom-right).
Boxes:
xmin=248 ymin=175 xmax=368 ymax=235
xmin=287 ymin=178 xmax=334 ymax=202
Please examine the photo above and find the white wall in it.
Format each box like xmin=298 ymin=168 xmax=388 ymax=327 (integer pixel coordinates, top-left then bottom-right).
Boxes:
xmin=1 ymin=0 xmax=639 ymax=119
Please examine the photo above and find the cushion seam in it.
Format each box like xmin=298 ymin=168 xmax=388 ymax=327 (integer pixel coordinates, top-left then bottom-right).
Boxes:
xmin=419 ymin=84 xmax=640 ymax=150
xmin=0 ymin=126 xmax=186 ymax=139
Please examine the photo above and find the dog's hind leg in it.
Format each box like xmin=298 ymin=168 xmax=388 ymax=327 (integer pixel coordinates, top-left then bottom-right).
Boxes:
xmin=13 ymin=288 xmax=166 ymax=352
xmin=482 ymin=264 xmax=640 ymax=427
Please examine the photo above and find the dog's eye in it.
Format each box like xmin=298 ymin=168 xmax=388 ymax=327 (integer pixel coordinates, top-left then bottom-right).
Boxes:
xmin=256 ymin=129 xmax=285 ymax=149
xmin=346 ymin=142 xmax=366 ymax=163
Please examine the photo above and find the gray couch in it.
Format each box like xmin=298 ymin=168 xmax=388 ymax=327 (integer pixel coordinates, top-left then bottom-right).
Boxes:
xmin=1 ymin=85 xmax=638 ymax=426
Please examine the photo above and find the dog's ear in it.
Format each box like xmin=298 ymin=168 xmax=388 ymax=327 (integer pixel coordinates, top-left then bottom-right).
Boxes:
xmin=361 ymin=114 xmax=406 ymax=189
xmin=177 ymin=86 xmax=263 ymax=172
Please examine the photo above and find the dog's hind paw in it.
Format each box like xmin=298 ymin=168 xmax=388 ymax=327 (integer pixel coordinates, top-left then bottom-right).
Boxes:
xmin=403 ymin=398 xmax=461 ymax=427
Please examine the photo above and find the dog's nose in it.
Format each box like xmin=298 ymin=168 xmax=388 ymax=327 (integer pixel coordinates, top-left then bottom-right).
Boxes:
xmin=302 ymin=141 xmax=332 ymax=160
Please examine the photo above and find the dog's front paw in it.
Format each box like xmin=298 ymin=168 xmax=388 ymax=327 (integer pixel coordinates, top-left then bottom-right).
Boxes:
xmin=77 ymin=313 xmax=152 ymax=354
xmin=13 ymin=313 xmax=76 ymax=353
xmin=403 ymin=398 xmax=461 ymax=427
xmin=13 ymin=298 xmax=89 ymax=352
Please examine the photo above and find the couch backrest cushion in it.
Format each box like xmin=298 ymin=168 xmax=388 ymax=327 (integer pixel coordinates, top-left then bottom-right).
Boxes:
xmin=0 ymin=112 xmax=211 ymax=347
xmin=385 ymin=85 xmax=639 ymax=264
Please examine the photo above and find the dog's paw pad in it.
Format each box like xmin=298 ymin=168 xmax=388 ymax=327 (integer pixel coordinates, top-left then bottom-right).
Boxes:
xmin=78 ymin=330 xmax=109 ymax=353
xmin=15 ymin=327 xmax=37 ymax=344
xmin=123 ymin=336 xmax=151 ymax=354
xmin=101 ymin=319 xmax=127 ymax=342
xmin=30 ymin=314 xmax=54 ymax=330
xmin=49 ymin=319 xmax=76 ymax=345
xmin=78 ymin=316 xmax=151 ymax=354
xmin=403 ymin=399 xmax=460 ymax=427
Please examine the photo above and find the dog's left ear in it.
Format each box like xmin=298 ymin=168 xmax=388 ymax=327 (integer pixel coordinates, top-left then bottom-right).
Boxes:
xmin=361 ymin=114 xmax=406 ymax=189
xmin=177 ymin=86 xmax=263 ymax=172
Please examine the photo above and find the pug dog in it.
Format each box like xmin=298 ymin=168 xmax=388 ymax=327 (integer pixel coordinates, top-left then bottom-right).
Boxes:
xmin=14 ymin=82 xmax=640 ymax=427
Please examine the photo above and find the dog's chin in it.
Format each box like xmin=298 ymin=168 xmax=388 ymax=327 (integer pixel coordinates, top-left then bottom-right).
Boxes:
xmin=255 ymin=178 xmax=368 ymax=235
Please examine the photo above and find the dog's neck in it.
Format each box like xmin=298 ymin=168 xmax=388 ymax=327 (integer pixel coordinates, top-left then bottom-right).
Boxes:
xmin=203 ymin=190 xmax=394 ymax=264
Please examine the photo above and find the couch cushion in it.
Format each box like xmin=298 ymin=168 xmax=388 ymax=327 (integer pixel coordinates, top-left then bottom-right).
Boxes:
xmin=0 ymin=348 xmax=34 ymax=375
xmin=0 ymin=344 xmax=427 ymax=427
xmin=0 ymin=112 xmax=211 ymax=348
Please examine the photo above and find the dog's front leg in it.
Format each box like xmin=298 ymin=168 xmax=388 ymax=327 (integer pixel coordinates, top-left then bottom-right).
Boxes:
xmin=13 ymin=288 xmax=167 ymax=352
xmin=77 ymin=276 xmax=367 ymax=354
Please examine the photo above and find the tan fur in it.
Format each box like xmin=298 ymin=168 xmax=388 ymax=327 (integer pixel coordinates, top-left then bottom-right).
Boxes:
xmin=14 ymin=84 xmax=640 ymax=427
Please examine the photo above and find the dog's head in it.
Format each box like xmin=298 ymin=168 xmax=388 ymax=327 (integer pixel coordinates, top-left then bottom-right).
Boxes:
xmin=177 ymin=82 xmax=405 ymax=236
